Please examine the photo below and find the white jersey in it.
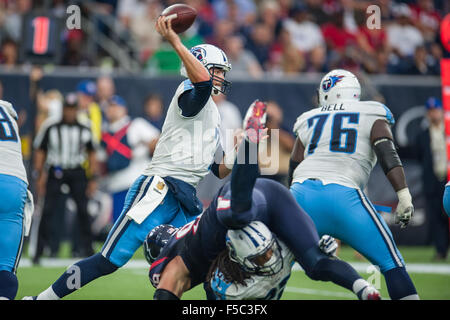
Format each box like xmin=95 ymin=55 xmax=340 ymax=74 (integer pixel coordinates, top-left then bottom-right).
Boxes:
xmin=0 ymin=101 xmax=28 ymax=184
xmin=211 ymin=240 xmax=295 ymax=300
xmin=292 ymin=100 xmax=394 ymax=190
xmin=143 ymin=80 xmax=221 ymax=187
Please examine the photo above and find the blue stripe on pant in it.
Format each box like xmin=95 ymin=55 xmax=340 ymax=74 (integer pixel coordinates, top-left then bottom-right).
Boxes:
xmin=0 ymin=174 xmax=27 ymax=273
xmin=101 ymin=175 xmax=197 ymax=267
xmin=290 ymin=179 xmax=404 ymax=273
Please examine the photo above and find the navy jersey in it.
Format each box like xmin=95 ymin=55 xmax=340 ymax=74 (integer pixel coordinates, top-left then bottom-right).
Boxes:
xmin=149 ymin=178 xmax=320 ymax=288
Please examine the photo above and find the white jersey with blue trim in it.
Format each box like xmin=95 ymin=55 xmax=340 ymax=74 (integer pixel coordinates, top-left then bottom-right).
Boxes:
xmin=211 ymin=240 xmax=295 ymax=300
xmin=143 ymin=80 xmax=221 ymax=187
xmin=292 ymin=100 xmax=394 ymax=190
xmin=0 ymin=101 xmax=28 ymax=184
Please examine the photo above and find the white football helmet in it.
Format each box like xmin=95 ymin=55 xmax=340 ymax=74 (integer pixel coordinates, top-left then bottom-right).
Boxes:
xmin=317 ymin=69 xmax=361 ymax=106
xmin=226 ymin=221 xmax=283 ymax=276
xmin=180 ymin=44 xmax=232 ymax=95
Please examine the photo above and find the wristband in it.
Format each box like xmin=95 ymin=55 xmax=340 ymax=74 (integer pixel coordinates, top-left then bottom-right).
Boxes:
xmin=397 ymin=188 xmax=412 ymax=204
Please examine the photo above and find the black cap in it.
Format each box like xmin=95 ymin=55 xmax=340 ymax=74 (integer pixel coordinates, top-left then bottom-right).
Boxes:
xmin=63 ymin=92 xmax=78 ymax=108
xmin=290 ymin=3 xmax=307 ymax=16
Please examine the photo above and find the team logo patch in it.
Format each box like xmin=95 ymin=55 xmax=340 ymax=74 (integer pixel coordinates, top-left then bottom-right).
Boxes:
xmin=322 ymin=75 xmax=345 ymax=92
xmin=190 ymin=47 xmax=207 ymax=62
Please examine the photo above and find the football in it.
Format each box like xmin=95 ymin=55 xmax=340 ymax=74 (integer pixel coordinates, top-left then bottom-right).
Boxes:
xmin=160 ymin=4 xmax=197 ymax=34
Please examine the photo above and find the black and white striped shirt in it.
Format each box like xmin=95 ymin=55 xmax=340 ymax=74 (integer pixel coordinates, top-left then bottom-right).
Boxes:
xmin=34 ymin=120 xmax=95 ymax=169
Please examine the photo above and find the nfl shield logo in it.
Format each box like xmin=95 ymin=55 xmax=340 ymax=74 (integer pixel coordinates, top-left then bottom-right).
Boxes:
xmin=156 ymin=181 xmax=165 ymax=190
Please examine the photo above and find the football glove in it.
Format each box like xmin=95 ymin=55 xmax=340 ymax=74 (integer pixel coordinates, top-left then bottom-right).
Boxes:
xmin=395 ymin=188 xmax=414 ymax=229
xmin=319 ymin=235 xmax=338 ymax=256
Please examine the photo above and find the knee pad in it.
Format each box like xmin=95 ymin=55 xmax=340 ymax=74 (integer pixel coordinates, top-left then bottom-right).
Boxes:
xmin=0 ymin=271 xmax=18 ymax=300
xmin=153 ymin=288 xmax=180 ymax=300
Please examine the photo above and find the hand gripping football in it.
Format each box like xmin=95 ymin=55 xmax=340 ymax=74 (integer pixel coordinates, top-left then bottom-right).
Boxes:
xmin=160 ymin=4 xmax=197 ymax=34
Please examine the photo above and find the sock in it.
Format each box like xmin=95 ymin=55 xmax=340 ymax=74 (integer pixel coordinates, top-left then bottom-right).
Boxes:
xmin=352 ymin=279 xmax=380 ymax=300
xmin=0 ymin=271 xmax=18 ymax=300
xmin=153 ymin=288 xmax=180 ymax=300
xmin=307 ymin=255 xmax=361 ymax=292
xmin=47 ymin=253 xmax=118 ymax=299
xmin=384 ymin=267 xmax=419 ymax=300
xmin=37 ymin=286 xmax=59 ymax=300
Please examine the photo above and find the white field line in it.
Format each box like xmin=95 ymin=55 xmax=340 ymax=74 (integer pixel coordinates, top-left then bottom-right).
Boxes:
xmin=291 ymin=262 xmax=450 ymax=275
xmin=19 ymin=259 xmax=450 ymax=275
xmin=283 ymin=287 xmax=355 ymax=299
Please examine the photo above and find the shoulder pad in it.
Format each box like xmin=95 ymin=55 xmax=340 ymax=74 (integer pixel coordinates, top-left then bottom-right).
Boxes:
xmin=0 ymin=100 xmax=18 ymax=120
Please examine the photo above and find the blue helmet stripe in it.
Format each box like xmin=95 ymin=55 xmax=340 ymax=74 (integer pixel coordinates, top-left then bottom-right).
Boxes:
xmin=247 ymin=224 xmax=267 ymax=242
xmin=241 ymin=228 xmax=260 ymax=248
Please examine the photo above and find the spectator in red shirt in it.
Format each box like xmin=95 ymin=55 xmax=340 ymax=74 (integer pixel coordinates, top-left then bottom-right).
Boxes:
xmin=321 ymin=10 xmax=356 ymax=52
xmin=409 ymin=0 xmax=441 ymax=42
xmin=321 ymin=10 xmax=358 ymax=70
xmin=355 ymin=9 xmax=390 ymax=73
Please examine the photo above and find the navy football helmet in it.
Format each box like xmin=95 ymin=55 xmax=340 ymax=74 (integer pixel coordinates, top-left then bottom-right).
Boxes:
xmin=143 ymin=224 xmax=178 ymax=264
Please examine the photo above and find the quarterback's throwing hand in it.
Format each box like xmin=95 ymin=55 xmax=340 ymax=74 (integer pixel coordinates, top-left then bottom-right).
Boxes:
xmin=156 ymin=15 xmax=179 ymax=45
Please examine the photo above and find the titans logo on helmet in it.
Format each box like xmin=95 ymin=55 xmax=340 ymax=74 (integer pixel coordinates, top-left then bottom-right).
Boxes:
xmin=322 ymin=75 xmax=345 ymax=92
xmin=191 ymin=47 xmax=207 ymax=62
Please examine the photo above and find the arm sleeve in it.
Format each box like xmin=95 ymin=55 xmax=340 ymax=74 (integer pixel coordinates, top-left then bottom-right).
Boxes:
xmin=216 ymin=198 xmax=258 ymax=229
xmin=215 ymin=138 xmax=259 ymax=229
xmin=210 ymin=144 xmax=225 ymax=178
xmin=178 ymin=80 xmax=213 ymax=117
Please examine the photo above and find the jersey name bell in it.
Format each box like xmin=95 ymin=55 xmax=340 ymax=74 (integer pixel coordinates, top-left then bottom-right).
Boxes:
xmin=292 ymin=101 xmax=394 ymax=190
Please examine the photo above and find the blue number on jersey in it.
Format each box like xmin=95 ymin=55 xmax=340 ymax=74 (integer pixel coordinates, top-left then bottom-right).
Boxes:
xmin=330 ymin=113 xmax=359 ymax=153
xmin=0 ymin=108 xmax=18 ymax=142
xmin=263 ymin=274 xmax=291 ymax=300
xmin=307 ymin=112 xmax=359 ymax=154
xmin=307 ymin=114 xmax=329 ymax=154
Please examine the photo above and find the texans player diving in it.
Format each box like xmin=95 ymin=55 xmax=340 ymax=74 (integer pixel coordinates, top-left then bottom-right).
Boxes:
xmin=145 ymin=101 xmax=381 ymax=300
xmin=25 ymin=15 xmax=239 ymax=300
xmin=0 ymin=100 xmax=34 ymax=300
xmin=289 ymin=69 xmax=419 ymax=300
xmin=145 ymin=222 xmax=340 ymax=300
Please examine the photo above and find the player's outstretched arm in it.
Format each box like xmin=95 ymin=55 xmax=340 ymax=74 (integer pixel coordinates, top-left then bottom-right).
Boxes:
xmin=156 ymin=16 xmax=209 ymax=83
xmin=370 ymin=119 xmax=413 ymax=228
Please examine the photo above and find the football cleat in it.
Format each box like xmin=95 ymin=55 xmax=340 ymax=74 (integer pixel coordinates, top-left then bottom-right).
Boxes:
xmin=243 ymin=100 xmax=267 ymax=144
xmin=359 ymin=285 xmax=382 ymax=300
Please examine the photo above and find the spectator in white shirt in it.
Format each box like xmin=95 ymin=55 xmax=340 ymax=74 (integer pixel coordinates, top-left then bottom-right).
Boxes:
xmin=387 ymin=4 xmax=424 ymax=58
xmin=282 ymin=4 xmax=325 ymax=55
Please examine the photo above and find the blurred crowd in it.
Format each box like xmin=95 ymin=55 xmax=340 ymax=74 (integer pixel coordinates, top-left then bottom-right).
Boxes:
xmin=26 ymin=71 xmax=164 ymax=259
xmin=0 ymin=0 xmax=448 ymax=76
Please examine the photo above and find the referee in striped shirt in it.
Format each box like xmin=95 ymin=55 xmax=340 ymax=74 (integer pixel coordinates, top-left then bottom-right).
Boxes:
xmin=32 ymin=93 xmax=98 ymax=264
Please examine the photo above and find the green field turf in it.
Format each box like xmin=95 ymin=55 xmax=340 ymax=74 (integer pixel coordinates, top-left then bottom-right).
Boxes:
xmin=15 ymin=244 xmax=450 ymax=300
